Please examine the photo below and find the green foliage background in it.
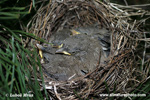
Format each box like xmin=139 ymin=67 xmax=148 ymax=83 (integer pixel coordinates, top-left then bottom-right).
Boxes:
xmin=0 ymin=0 xmax=47 ymax=99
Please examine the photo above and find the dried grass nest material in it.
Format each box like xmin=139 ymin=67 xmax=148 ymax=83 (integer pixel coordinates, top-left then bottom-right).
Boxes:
xmin=27 ymin=0 xmax=150 ymax=99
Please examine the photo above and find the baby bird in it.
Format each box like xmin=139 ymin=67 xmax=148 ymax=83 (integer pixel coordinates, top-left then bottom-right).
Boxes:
xmin=40 ymin=26 xmax=111 ymax=81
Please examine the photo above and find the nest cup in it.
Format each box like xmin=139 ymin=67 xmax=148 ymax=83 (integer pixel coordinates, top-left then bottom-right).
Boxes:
xmin=27 ymin=0 xmax=149 ymax=99
xmin=29 ymin=0 xmax=112 ymax=41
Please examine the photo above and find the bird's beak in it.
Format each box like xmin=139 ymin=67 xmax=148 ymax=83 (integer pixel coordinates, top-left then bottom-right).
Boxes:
xmin=70 ymin=29 xmax=80 ymax=35
xmin=52 ymin=43 xmax=63 ymax=48
xmin=36 ymin=44 xmax=45 ymax=63
xmin=55 ymin=48 xmax=71 ymax=56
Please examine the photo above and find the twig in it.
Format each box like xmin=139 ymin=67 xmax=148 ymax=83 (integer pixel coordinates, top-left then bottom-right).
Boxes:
xmin=54 ymin=84 xmax=62 ymax=100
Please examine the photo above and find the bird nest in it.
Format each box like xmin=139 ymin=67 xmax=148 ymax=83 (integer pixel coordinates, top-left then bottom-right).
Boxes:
xmin=27 ymin=0 xmax=150 ymax=99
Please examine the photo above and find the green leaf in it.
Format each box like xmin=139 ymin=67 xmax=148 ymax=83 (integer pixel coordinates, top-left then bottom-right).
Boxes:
xmin=0 ymin=55 xmax=17 ymax=66
xmin=13 ymin=30 xmax=47 ymax=43
xmin=0 ymin=16 xmax=18 ymax=19
xmin=32 ymin=0 xmax=35 ymax=8
xmin=0 ymin=12 xmax=19 ymax=18
xmin=0 ymin=7 xmax=25 ymax=11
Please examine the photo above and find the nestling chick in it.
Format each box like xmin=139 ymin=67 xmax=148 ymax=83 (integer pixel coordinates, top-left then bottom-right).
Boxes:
xmin=40 ymin=26 xmax=111 ymax=81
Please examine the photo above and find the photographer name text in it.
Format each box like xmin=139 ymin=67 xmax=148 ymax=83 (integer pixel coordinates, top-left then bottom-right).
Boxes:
xmin=6 ymin=93 xmax=33 ymax=97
